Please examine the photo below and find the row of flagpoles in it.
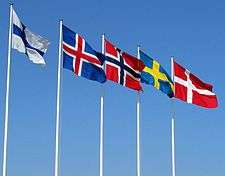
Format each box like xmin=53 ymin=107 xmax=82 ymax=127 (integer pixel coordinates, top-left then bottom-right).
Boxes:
xmin=2 ymin=4 xmax=218 ymax=176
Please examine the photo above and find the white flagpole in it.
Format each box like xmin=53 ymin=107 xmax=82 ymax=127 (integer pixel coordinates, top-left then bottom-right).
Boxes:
xmin=171 ymin=117 xmax=176 ymax=176
xmin=2 ymin=4 xmax=13 ymax=176
xmin=171 ymin=57 xmax=176 ymax=176
xmin=136 ymin=46 xmax=141 ymax=176
xmin=136 ymin=93 xmax=141 ymax=176
xmin=100 ymin=34 xmax=105 ymax=176
xmin=54 ymin=19 xmax=63 ymax=176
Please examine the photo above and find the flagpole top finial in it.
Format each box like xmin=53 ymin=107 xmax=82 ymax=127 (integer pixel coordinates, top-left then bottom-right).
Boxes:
xmin=137 ymin=45 xmax=141 ymax=50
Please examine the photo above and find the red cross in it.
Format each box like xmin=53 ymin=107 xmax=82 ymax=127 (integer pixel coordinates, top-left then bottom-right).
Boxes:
xmin=63 ymin=34 xmax=101 ymax=75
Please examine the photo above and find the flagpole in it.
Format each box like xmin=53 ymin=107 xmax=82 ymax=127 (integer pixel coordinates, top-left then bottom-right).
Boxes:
xmin=99 ymin=34 xmax=105 ymax=176
xmin=136 ymin=93 xmax=141 ymax=176
xmin=54 ymin=19 xmax=63 ymax=176
xmin=171 ymin=117 xmax=176 ymax=176
xmin=136 ymin=46 xmax=141 ymax=176
xmin=171 ymin=57 xmax=176 ymax=176
xmin=2 ymin=4 xmax=13 ymax=176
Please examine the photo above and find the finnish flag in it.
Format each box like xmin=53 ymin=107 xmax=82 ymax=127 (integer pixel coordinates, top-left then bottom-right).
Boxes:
xmin=12 ymin=8 xmax=49 ymax=65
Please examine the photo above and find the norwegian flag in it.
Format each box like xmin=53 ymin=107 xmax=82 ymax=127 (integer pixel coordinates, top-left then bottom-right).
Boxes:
xmin=104 ymin=39 xmax=144 ymax=91
xmin=173 ymin=60 xmax=218 ymax=108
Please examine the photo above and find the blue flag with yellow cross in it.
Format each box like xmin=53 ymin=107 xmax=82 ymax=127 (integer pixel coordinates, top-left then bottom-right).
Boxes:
xmin=140 ymin=50 xmax=174 ymax=98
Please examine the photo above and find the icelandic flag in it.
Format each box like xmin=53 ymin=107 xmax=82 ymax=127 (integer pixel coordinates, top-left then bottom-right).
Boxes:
xmin=62 ymin=25 xmax=106 ymax=83
xmin=12 ymin=8 xmax=49 ymax=65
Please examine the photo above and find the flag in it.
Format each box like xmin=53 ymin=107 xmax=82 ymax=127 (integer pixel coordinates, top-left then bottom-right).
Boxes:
xmin=62 ymin=25 xmax=106 ymax=83
xmin=12 ymin=8 xmax=49 ymax=65
xmin=140 ymin=50 xmax=174 ymax=98
xmin=104 ymin=39 xmax=144 ymax=91
xmin=173 ymin=60 xmax=218 ymax=108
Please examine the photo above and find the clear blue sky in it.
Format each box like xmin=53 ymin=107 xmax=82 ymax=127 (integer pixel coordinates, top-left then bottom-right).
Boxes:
xmin=0 ymin=0 xmax=224 ymax=176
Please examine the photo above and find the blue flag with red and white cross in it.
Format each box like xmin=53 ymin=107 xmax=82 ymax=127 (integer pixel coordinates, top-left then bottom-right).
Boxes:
xmin=62 ymin=25 xmax=106 ymax=83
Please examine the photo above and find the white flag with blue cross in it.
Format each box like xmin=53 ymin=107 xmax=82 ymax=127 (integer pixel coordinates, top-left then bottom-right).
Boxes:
xmin=12 ymin=8 xmax=49 ymax=65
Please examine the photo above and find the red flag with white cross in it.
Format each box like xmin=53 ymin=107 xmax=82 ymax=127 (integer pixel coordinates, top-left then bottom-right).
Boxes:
xmin=173 ymin=60 xmax=218 ymax=108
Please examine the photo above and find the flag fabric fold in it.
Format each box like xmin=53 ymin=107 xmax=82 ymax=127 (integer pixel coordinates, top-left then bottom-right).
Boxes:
xmin=62 ymin=25 xmax=106 ymax=83
xmin=140 ymin=50 xmax=174 ymax=97
xmin=173 ymin=60 xmax=218 ymax=108
xmin=104 ymin=39 xmax=144 ymax=91
xmin=12 ymin=8 xmax=49 ymax=65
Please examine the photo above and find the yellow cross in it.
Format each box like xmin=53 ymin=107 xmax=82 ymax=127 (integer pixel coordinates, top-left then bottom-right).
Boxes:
xmin=143 ymin=60 xmax=174 ymax=91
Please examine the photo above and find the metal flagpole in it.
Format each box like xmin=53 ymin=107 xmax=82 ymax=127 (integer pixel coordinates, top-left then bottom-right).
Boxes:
xmin=2 ymin=4 xmax=13 ymax=176
xmin=136 ymin=46 xmax=141 ymax=176
xmin=171 ymin=57 xmax=176 ymax=176
xmin=171 ymin=117 xmax=176 ymax=176
xmin=100 ymin=34 xmax=105 ymax=176
xmin=54 ymin=19 xmax=63 ymax=176
xmin=136 ymin=93 xmax=141 ymax=176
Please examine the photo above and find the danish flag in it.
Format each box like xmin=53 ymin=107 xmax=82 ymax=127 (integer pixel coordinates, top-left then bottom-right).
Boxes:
xmin=173 ymin=60 xmax=218 ymax=108
xmin=104 ymin=39 xmax=145 ymax=91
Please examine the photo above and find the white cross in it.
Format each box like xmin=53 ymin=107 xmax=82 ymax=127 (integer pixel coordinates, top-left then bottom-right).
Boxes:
xmin=174 ymin=70 xmax=215 ymax=104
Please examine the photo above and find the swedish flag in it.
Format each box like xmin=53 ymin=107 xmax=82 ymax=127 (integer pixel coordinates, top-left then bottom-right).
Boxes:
xmin=140 ymin=50 xmax=174 ymax=98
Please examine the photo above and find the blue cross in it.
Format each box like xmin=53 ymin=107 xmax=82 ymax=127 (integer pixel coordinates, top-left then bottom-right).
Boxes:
xmin=106 ymin=49 xmax=140 ymax=85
